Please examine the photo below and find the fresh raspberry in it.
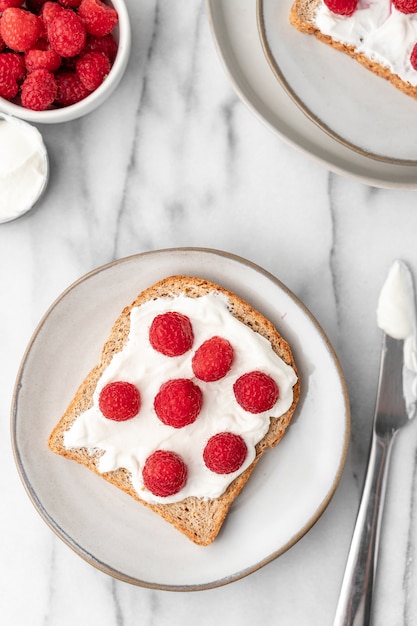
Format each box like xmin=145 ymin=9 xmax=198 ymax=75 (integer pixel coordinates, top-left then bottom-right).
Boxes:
xmin=154 ymin=378 xmax=202 ymax=428
xmin=98 ymin=380 xmax=141 ymax=421
xmin=192 ymin=336 xmax=234 ymax=382
xmin=0 ymin=8 xmax=43 ymax=52
xmin=323 ymin=0 xmax=358 ymax=16
xmin=78 ymin=0 xmax=118 ymax=37
xmin=142 ymin=450 xmax=187 ymax=497
xmin=76 ymin=50 xmax=109 ymax=90
xmin=203 ymin=432 xmax=247 ymax=475
xmin=84 ymin=32 xmax=117 ymax=62
xmin=392 ymin=0 xmax=417 ymax=12
xmin=0 ymin=51 xmax=25 ymax=98
xmin=25 ymin=40 xmax=62 ymax=72
xmin=0 ymin=32 xmax=4 ymax=52
xmin=55 ymin=69 xmax=90 ymax=104
xmin=47 ymin=7 xmax=86 ymax=57
xmin=233 ymin=371 xmax=279 ymax=414
xmin=149 ymin=312 xmax=194 ymax=357
xmin=0 ymin=0 xmax=24 ymax=11
xmin=20 ymin=67 xmax=56 ymax=109
xmin=40 ymin=1 xmax=63 ymax=27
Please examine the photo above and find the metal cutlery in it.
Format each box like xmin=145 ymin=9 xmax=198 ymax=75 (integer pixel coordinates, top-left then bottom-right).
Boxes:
xmin=334 ymin=262 xmax=416 ymax=626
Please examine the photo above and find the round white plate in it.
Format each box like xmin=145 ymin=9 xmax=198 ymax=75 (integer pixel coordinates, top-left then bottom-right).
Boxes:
xmin=206 ymin=0 xmax=417 ymax=188
xmin=258 ymin=0 xmax=417 ymax=164
xmin=11 ymin=248 xmax=350 ymax=590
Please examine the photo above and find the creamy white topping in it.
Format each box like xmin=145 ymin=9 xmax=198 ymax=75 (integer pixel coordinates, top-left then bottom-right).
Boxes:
xmin=377 ymin=259 xmax=417 ymax=416
xmin=0 ymin=116 xmax=48 ymax=223
xmin=64 ymin=293 xmax=298 ymax=504
xmin=315 ymin=1 xmax=417 ymax=87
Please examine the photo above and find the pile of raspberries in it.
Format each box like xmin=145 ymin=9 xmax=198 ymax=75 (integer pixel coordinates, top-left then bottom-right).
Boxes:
xmin=0 ymin=0 xmax=119 ymax=111
xmin=97 ymin=311 xmax=281 ymax=498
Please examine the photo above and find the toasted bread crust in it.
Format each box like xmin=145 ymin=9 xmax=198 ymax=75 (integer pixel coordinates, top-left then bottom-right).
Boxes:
xmin=290 ymin=0 xmax=417 ymax=100
xmin=49 ymin=276 xmax=300 ymax=546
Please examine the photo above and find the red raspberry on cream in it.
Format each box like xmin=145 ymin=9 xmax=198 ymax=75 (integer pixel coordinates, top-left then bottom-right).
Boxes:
xmin=149 ymin=311 xmax=194 ymax=357
xmin=203 ymin=432 xmax=247 ymax=475
xmin=392 ymin=0 xmax=417 ymax=13
xmin=98 ymin=381 xmax=141 ymax=421
xmin=233 ymin=371 xmax=279 ymax=414
xmin=142 ymin=450 xmax=188 ymax=497
xmin=192 ymin=336 xmax=234 ymax=382
xmin=323 ymin=0 xmax=358 ymax=15
xmin=154 ymin=378 xmax=202 ymax=428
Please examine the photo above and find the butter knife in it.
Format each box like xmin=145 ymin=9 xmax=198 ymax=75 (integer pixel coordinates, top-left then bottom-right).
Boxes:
xmin=334 ymin=261 xmax=417 ymax=626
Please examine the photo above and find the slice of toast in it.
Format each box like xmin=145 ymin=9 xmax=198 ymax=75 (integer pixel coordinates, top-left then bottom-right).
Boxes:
xmin=290 ymin=0 xmax=417 ymax=100
xmin=48 ymin=276 xmax=300 ymax=546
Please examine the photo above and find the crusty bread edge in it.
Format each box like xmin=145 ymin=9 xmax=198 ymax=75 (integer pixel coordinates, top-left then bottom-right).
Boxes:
xmin=48 ymin=276 xmax=300 ymax=546
xmin=290 ymin=0 xmax=417 ymax=100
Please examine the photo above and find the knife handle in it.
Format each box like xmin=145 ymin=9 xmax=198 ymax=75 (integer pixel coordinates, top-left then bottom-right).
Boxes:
xmin=333 ymin=431 xmax=394 ymax=626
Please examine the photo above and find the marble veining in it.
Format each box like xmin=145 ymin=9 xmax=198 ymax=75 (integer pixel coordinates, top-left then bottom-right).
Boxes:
xmin=2 ymin=0 xmax=417 ymax=624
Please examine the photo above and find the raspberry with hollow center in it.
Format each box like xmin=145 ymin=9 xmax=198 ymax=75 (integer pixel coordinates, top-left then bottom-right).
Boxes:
xmin=192 ymin=336 xmax=234 ymax=382
xmin=142 ymin=450 xmax=188 ymax=497
xmin=98 ymin=380 xmax=141 ymax=421
xmin=392 ymin=0 xmax=417 ymax=13
xmin=25 ymin=42 xmax=62 ymax=73
xmin=233 ymin=370 xmax=279 ymax=414
xmin=78 ymin=0 xmax=118 ymax=37
xmin=0 ymin=7 xmax=43 ymax=52
xmin=203 ymin=432 xmax=247 ymax=475
xmin=154 ymin=378 xmax=202 ymax=428
xmin=20 ymin=67 xmax=56 ymax=110
xmin=47 ymin=8 xmax=86 ymax=57
xmin=323 ymin=0 xmax=358 ymax=16
xmin=149 ymin=311 xmax=194 ymax=357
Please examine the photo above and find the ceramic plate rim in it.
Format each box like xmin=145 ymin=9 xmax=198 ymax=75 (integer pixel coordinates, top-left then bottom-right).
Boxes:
xmin=11 ymin=248 xmax=350 ymax=590
xmin=205 ymin=0 xmax=417 ymax=189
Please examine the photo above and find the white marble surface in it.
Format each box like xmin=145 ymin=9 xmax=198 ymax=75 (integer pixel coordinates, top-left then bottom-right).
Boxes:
xmin=2 ymin=1 xmax=417 ymax=624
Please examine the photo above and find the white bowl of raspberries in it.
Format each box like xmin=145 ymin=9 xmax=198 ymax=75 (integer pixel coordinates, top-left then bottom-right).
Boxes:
xmin=0 ymin=0 xmax=131 ymax=123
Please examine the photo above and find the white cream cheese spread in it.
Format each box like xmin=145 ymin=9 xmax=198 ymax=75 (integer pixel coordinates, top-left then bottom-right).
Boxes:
xmin=377 ymin=259 xmax=417 ymax=416
xmin=64 ymin=293 xmax=298 ymax=504
xmin=315 ymin=1 xmax=417 ymax=87
xmin=0 ymin=115 xmax=48 ymax=224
